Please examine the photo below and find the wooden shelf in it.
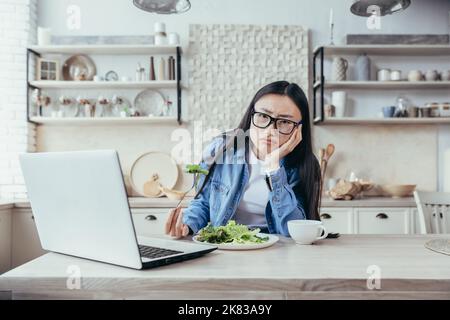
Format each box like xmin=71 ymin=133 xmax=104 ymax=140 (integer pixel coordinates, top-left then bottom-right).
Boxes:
xmin=29 ymin=80 xmax=177 ymax=89
xmin=314 ymin=45 xmax=450 ymax=56
xmin=315 ymin=117 xmax=450 ymax=125
xmin=29 ymin=116 xmax=178 ymax=126
xmin=28 ymin=44 xmax=180 ymax=55
xmin=314 ymin=80 xmax=450 ymax=90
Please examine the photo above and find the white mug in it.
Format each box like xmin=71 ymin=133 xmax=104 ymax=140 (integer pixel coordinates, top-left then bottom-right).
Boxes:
xmin=331 ymin=91 xmax=347 ymax=117
xmin=377 ymin=68 xmax=391 ymax=81
xmin=390 ymin=70 xmax=402 ymax=81
xmin=287 ymin=220 xmax=328 ymax=245
xmin=168 ymin=32 xmax=180 ymax=45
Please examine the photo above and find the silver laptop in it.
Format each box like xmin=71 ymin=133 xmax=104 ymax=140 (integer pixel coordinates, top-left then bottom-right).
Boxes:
xmin=19 ymin=150 xmax=217 ymax=269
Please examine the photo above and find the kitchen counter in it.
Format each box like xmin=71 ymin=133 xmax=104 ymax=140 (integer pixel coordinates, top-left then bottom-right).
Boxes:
xmin=1 ymin=234 xmax=449 ymax=300
xmin=0 ymin=196 xmax=417 ymax=210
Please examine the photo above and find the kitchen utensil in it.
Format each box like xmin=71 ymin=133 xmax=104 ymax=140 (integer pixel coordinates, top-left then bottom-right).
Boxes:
xmin=331 ymin=56 xmax=348 ymax=81
xmin=321 ymin=144 xmax=335 ymax=192
xmin=390 ymin=70 xmax=402 ymax=81
xmin=424 ymin=239 xmax=450 ymax=256
xmin=143 ymin=173 xmax=161 ymax=197
xmin=407 ymin=106 xmax=419 ymax=118
xmin=382 ymin=106 xmax=396 ymax=118
xmin=62 ymin=54 xmax=96 ymax=81
xmin=440 ymin=102 xmax=450 ymax=117
xmin=394 ymin=96 xmax=409 ymax=117
xmin=441 ymin=70 xmax=450 ymax=81
xmin=149 ymin=56 xmax=156 ymax=80
xmin=350 ymin=0 xmax=411 ymax=17
xmin=134 ymin=89 xmax=166 ymax=116
xmin=154 ymin=22 xmax=167 ymax=45
xmin=192 ymin=233 xmax=279 ymax=250
xmin=133 ymin=0 xmax=191 ymax=14
xmin=420 ymin=107 xmax=431 ymax=118
xmin=58 ymin=95 xmax=77 ymax=117
xmin=408 ymin=70 xmax=423 ymax=81
xmin=130 ymin=151 xmax=179 ymax=198
xmin=159 ymin=185 xmax=187 ymax=200
xmin=328 ymin=179 xmax=373 ymax=200
xmin=425 ymin=70 xmax=439 ymax=81
xmin=355 ymin=53 xmax=370 ymax=81
xmin=324 ymin=104 xmax=335 ymax=117
xmin=105 ymin=70 xmax=119 ymax=81
xmin=426 ymin=102 xmax=440 ymax=117
xmin=377 ymin=68 xmax=391 ymax=81
xmin=158 ymin=57 xmax=166 ymax=80
xmin=287 ymin=220 xmax=328 ymax=245
xmin=331 ymin=91 xmax=347 ymax=117
xmin=111 ymin=95 xmax=131 ymax=117
xmin=380 ymin=184 xmax=416 ymax=198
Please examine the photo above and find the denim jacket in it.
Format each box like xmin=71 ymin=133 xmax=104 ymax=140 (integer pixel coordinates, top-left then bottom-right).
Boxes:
xmin=182 ymin=135 xmax=307 ymax=236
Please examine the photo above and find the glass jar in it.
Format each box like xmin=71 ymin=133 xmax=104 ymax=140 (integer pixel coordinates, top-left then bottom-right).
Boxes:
xmin=440 ymin=102 xmax=450 ymax=117
xmin=425 ymin=102 xmax=440 ymax=117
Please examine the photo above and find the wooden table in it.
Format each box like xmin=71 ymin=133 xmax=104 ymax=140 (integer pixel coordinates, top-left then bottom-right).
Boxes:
xmin=1 ymin=235 xmax=449 ymax=300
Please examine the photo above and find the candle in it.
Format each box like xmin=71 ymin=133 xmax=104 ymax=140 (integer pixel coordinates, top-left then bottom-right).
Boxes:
xmin=329 ymin=8 xmax=334 ymax=26
xmin=37 ymin=27 xmax=51 ymax=45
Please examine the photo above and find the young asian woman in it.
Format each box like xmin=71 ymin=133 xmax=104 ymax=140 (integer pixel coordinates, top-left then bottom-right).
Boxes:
xmin=165 ymin=80 xmax=321 ymax=238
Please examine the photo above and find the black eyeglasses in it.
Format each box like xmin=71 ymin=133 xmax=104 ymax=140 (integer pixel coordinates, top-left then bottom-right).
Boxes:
xmin=251 ymin=110 xmax=302 ymax=135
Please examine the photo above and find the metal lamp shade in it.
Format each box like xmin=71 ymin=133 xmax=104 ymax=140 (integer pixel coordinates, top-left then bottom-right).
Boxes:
xmin=133 ymin=0 xmax=191 ymax=14
xmin=350 ymin=0 xmax=411 ymax=16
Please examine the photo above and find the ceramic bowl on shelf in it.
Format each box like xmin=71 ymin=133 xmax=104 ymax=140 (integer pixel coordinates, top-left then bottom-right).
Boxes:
xmin=380 ymin=184 xmax=416 ymax=198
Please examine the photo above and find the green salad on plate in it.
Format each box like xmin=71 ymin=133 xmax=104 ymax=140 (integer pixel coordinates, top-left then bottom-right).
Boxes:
xmin=195 ymin=220 xmax=269 ymax=244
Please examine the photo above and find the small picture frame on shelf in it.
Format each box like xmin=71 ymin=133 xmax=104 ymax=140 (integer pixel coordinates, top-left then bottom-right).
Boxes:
xmin=36 ymin=58 xmax=60 ymax=81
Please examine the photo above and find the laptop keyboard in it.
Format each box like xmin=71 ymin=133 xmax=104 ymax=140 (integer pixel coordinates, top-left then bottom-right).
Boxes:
xmin=138 ymin=245 xmax=183 ymax=260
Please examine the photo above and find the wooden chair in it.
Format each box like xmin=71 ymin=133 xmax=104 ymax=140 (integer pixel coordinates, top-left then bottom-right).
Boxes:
xmin=413 ymin=190 xmax=450 ymax=234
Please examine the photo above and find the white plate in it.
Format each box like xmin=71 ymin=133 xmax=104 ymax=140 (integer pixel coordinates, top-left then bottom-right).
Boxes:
xmin=134 ymin=89 xmax=166 ymax=116
xmin=192 ymin=233 xmax=279 ymax=250
xmin=130 ymin=151 xmax=179 ymax=197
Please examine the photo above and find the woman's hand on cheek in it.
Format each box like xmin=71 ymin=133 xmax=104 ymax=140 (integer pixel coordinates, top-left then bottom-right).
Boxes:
xmin=263 ymin=125 xmax=303 ymax=171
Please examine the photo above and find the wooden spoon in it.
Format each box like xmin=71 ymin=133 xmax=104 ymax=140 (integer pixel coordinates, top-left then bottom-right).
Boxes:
xmin=324 ymin=144 xmax=335 ymax=162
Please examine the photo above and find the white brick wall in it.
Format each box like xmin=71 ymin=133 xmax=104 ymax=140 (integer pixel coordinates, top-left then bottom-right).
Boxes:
xmin=0 ymin=0 xmax=37 ymax=199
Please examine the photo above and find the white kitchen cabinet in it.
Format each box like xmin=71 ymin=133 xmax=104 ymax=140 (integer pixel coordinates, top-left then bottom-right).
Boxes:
xmin=354 ymin=207 xmax=412 ymax=234
xmin=319 ymin=207 xmax=353 ymax=234
xmin=11 ymin=209 xmax=46 ymax=268
xmin=131 ymin=208 xmax=170 ymax=237
xmin=0 ymin=209 xmax=12 ymax=274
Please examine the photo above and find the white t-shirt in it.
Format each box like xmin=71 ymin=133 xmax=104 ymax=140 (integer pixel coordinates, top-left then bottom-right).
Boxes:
xmin=233 ymin=148 xmax=269 ymax=228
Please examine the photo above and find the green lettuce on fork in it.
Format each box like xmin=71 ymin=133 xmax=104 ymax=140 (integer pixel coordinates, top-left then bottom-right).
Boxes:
xmin=196 ymin=220 xmax=269 ymax=244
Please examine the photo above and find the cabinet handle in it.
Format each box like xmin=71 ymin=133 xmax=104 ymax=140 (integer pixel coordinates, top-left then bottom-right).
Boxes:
xmin=320 ymin=213 xmax=332 ymax=220
xmin=145 ymin=214 xmax=157 ymax=221
xmin=376 ymin=213 xmax=388 ymax=219
xmin=439 ymin=212 xmax=443 ymax=219
xmin=31 ymin=215 xmax=34 ymax=220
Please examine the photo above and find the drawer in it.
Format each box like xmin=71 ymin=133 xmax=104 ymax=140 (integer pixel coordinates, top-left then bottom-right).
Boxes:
xmin=355 ymin=208 xmax=412 ymax=234
xmin=131 ymin=208 xmax=170 ymax=237
xmin=319 ymin=207 xmax=353 ymax=234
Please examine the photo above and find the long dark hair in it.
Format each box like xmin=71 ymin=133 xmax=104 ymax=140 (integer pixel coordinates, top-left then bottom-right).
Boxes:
xmin=196 ymin=81 xmax=321 ymax=220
